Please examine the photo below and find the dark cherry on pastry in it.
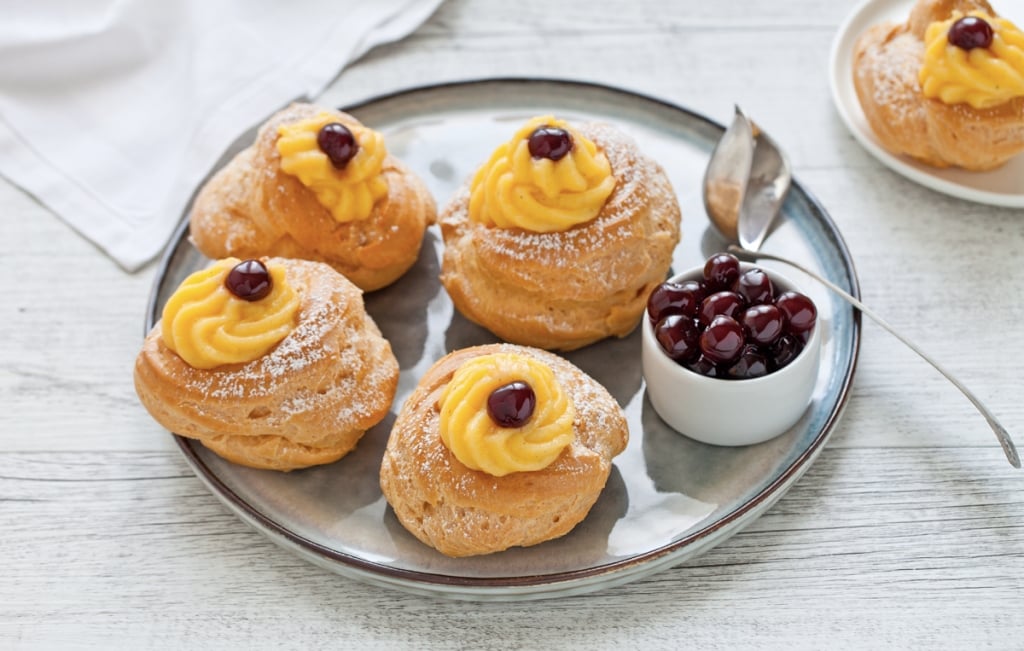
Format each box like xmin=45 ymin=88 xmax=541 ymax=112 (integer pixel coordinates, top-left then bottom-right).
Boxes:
xmin=317 ymin=122 xmax=359 ymax=169
xmin=487 ymin=381 xmax=537 ymax=428
xmin=528 ymin=126 xmax=574 ymax=161
xmin=948 ymin=15 xmax=994 ymax=49
xmin=225 ymin=259 xmax=272 ymax=301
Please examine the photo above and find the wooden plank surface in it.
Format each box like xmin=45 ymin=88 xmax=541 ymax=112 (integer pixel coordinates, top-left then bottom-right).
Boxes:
xmin=1 ymin=449 xmax=1021 ymax=649
xmin=2 ymin=0 xmax=1023 ymax=647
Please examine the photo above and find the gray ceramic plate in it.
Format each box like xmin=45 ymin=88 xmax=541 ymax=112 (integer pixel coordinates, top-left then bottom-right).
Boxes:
xmin=147 ymin=79 xmax=861 ymax=601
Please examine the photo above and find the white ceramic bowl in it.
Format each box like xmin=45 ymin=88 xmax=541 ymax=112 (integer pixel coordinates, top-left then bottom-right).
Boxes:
xmin=641 ymin=263 xmax=821 ymax=446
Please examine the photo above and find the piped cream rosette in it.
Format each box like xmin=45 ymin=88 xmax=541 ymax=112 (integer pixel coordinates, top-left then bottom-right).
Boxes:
xmin=438 ymin=352 xmax=575 ymax=477
xmin=468 ymin=116 xmax=616 ymax=233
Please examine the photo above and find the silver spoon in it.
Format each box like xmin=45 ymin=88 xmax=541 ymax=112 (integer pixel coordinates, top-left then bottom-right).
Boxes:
xmin=703 ymin=106 xmax=1020 ymax=469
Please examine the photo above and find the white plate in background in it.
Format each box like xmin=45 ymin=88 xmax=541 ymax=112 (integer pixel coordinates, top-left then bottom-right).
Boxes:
xmin=830 ymin=0 xmax=1024 ymax=208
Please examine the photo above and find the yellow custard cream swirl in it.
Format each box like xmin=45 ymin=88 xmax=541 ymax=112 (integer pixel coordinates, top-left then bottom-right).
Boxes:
xmin=276 ymin=113 xmax=389 ymax=223
xmin=920 ymin=12 xmax=1024 ymax=109
xmin=439 ymin=353 xmax=576 ymax=477
xmin=468 ymin=116 xmax=616 ymax=233
xmin=161 ymin=259 xmax=300 ymax=370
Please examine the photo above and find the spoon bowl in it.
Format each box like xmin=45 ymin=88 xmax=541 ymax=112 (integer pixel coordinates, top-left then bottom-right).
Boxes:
xmin=702 ymin=106 xmax=792 ymax=251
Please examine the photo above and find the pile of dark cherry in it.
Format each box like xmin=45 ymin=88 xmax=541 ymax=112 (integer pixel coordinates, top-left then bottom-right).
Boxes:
xmin=647 ymin=253 xmax=817 ymax=380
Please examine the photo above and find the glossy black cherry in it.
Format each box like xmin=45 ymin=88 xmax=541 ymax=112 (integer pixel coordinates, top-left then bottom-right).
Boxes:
xmin=741 ymin=304 xmax=785 ymax=345
xmin=771 ymin=333 xmax=805 ymax=370
xmin=686 ymin=354 xmax=723 ymax=378
xmin=647 ymin=280 xmax=706 ymax=323
xmin=652 ymin=253 xmax=818 ymax=381
xmin=699 ymin=315 xmax=745 ymax=364
xmin=703 ymin=253 xmax=741 ymax=291
xmin=317 ymin=122 xmax=359 ymax=169
xmin=699 ymin=291 xmax=745 ymax=326
xmin=527 ymin=126 xmax=573 ymax=161
xmin=655 ymin=315 xmax=701 ymax=363
xmin=776 ymin=291 xmax=817 ymax=334
xmin=487 ymin=381 xmax=536 ymax=428
xmin=734 ymin=268 xmax=774 ymax=305
xmin=948 ymin=15 xmax=994 ymax=50
xmin=726 ymin=346 xmax=770 ymax=379
xmin=225 ymin=259 xmax=272 ymax=301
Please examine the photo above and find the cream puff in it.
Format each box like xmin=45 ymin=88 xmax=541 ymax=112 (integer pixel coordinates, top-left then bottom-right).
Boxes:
xmin=134 ymin=257 xmax=398 ymax=471
xmin=853 ymin=0 xmax=1024 ymax=170
xmin=190 ymin=102 xmax=436 ymax=291
xmin=379 ymin=343 xmax=628 ymax=557
xmin=439 ymin=115 xmax=681 ymax=350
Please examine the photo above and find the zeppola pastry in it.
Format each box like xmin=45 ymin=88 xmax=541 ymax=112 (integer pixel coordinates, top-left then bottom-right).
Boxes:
xmin=190 ymin=102 xmax=436 ymax=291
xmin=134 ymin=257 xmax=399 ymax=471
xmin=852 ymin=0 xmax=1024 ymax=170
xmin=439 ymin=115 xmax=681 ymax=350
xmin=379 ymin=344 xmax=628 ymax=557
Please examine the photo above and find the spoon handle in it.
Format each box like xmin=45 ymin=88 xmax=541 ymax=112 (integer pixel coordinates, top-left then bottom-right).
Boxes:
xmin=728 ymin=245 xmax=1021 ymax=469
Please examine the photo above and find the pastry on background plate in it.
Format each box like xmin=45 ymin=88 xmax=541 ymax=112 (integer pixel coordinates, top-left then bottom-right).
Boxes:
xmin=134 ymin=257 xmax=398 ymax=471
xmin=439 ymin=115 xmax=681 ymax=350
xmin=379 ymin=344 xmax=628 ymax=557
xmin=190 ymin=102 xmax=436 ymax=291
xmin=852 ymin=0 xmax=1024 ymax=170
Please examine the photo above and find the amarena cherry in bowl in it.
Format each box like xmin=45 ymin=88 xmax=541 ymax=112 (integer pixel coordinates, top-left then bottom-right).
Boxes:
xmin=641 ymin=258 xmax=822 ymax=446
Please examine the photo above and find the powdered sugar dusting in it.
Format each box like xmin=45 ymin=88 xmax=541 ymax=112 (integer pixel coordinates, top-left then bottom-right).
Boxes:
xmin=466 ymin=121 xmax=656 ymax=280
xmin=857 ymin=25 xmax=927 ymax=127
xmin=197 ymin=286 xmax=333 ymax=400
xmin=437 ymin=119 xmax=680 ymax=344
xmin=389 ymin=344 xmax=625 ymax=500
xmin=176 ymin=259 xmax=397 ymax=431
xmin=378 ymin=344 xmax=628 ymax=554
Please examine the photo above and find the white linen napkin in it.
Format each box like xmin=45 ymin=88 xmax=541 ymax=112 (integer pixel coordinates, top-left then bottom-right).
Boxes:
xmin=0 ymin=0 xmax=444 ymax=271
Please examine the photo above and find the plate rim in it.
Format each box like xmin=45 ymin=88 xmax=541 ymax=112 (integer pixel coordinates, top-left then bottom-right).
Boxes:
xmin=147 ymin=76 xmax=863 ymax=598
xmin=828 ymin=0 xmax=1024 ymax=209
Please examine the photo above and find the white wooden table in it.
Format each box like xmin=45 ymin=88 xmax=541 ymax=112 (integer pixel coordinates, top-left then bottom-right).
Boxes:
xmin=3 ymin=1 xmax=1023 ymax=647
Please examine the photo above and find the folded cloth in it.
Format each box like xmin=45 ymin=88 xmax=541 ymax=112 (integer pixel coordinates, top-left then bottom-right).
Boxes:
xmin=0 ymin=0 xmax=443 ymax=271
